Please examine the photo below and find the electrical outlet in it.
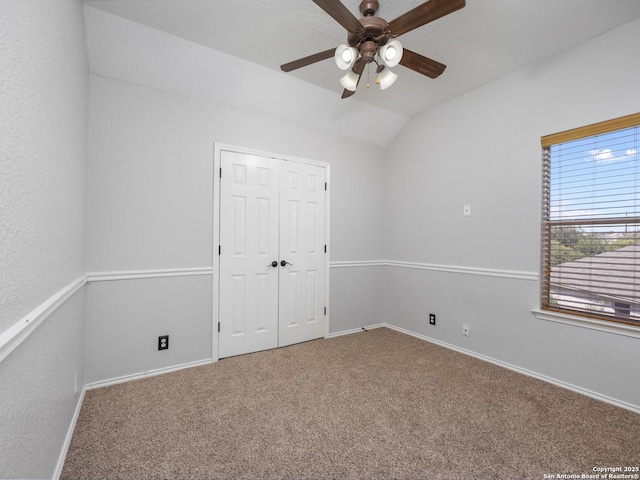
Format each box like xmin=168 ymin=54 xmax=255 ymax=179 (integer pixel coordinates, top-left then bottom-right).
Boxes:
xmin=429 ymin=313 xmax=436 ymax=325
xmin=158 ymin=335 xmax=169 ymax=350
xmin=463 ymin=324 xmax=470 ymax=336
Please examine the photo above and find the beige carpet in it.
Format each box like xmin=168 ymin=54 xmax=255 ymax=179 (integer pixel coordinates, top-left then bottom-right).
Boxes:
xmin=62 ymin=328 xmax=640 ymax=479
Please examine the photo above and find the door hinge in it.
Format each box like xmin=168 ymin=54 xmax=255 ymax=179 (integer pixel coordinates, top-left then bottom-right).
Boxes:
xmin=218 ymin=322 xmax=221 ymax=332
xmin=325 ymin=182 xmax=327 ymax=191
xmin=219 ymin=245 xmax=221 ymax=255
xmin=324 ymin=245 xmax=327 ymax=253
xmin=324 ymin=307 xmax=327 ymax=316
xmin=219 ymin=167 xmax=222 ymax=178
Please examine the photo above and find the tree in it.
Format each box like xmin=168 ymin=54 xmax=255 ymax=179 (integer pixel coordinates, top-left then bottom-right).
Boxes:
xmin=550 ymin=226 xmax=640 ymax=266
xmin=575 ymin=234 xmax=610 ymax=257
xmin=551 ymin=226 xmax=583 ymax=250
xmin=550 ymin=239 xmax=582 ymax=265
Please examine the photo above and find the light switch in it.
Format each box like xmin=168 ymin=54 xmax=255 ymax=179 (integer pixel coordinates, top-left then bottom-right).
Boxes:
xmin=463 ymin=204 xmax=471 ymax=216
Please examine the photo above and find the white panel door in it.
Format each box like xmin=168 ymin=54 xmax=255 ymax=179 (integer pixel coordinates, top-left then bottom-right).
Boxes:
xmin=278 ymin=161 xmax=326 ymax=347
xmin=218 ymin=151 xmax=327 ymax=358
xmin=219 ymin=151 xmax=280 ymax=358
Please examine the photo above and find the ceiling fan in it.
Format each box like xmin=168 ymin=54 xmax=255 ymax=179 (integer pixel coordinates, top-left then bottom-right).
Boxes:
xmin=280 ymin=0 xmax=466 ymax=98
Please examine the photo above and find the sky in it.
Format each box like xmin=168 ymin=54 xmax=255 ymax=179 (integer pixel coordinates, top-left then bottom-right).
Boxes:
xmin=549 ymin=125 xmax=639 ymax=230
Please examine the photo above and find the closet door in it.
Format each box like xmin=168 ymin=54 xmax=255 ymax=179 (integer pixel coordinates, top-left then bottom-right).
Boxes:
xmin=218 ymin=151 xmax=327 ymax=358
xmin=218 ymin=151 xmax=280 ymax=358
xmin=278 ymin=161 xmax=326 ymax=347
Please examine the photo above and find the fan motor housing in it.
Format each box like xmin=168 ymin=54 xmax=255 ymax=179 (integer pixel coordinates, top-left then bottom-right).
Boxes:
xmin=347 ymin=15 xmax=389 ymax=48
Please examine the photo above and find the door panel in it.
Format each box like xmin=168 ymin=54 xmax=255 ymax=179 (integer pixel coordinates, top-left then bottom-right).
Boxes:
xmin=278 ymin=161 xmax=326 ymax=347
xmin=219 ymin=151 xmax=280 ymax=358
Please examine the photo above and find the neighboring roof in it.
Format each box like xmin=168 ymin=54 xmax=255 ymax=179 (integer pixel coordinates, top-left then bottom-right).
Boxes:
xmin=550 ymin=244 xmax=640 ymax=305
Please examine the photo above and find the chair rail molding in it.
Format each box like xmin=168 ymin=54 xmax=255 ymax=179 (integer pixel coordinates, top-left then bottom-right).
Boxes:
xmin=87 ymin=267 xmax=214 ymax=282
xmin=0 ymin=275 xmax=87 ymax=363
xmin=330 ymin=260 xmax=538 ymax=281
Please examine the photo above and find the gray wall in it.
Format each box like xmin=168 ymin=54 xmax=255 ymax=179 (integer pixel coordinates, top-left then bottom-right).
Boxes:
xmin=0 ymin=0 xmax=88 ymax=478
xmin=384 ymin=17 xmax=640 ymax=409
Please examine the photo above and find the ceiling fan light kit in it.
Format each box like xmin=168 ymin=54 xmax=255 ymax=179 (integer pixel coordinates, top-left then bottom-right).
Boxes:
xmin=377 ymin=67 xmax=398 ymax=90
xmin=340 ymin=69 xmax=360 ymax=91
xmin=335 ymin=44 xmax=358 ymax=70
xmin=280 ymin=0 xmax=466 ymax=98
xmin=380 ymin=40 xmax=403 ymax=68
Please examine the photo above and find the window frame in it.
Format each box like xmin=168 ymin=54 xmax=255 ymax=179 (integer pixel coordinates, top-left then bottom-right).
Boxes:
xmin=540 ymin=112 xmax=640 ymax=329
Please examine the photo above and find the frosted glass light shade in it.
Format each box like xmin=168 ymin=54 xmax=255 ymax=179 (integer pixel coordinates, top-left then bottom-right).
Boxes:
xmin=340 ymin=69 xmax=360 ymax=91
xmin=380 ymin=40 xmax=403 ymax=68
xmin=335 ymin=44 xmax=358 ymax=70
xmin=378 ymin=68 xmax=398 ymax=90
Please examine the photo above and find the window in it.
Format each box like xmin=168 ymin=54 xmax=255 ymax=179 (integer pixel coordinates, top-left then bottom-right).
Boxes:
xmin=541 ymin=113 xmax=640 ymax=327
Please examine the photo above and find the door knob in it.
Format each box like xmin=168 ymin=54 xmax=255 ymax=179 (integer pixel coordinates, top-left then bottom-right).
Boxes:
xmin=267 ymin=261 xmax=278 ymax=268
xmin=280 ymin=260 xmax=294 ymax=267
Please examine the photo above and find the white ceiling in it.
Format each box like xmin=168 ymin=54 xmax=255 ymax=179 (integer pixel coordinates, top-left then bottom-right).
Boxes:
xmin=83 ymin=0 xmax=640 ymax=119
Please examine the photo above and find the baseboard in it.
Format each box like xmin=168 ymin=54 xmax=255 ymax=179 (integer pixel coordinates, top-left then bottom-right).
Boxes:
xmin=53 ymin=387 xmax=87 ymax=480
xmin=326 ymin=323 xmax=385 ymax=338
xmin=84 ymin=358 xmax=214 ymax=391
xmin=383 ymin=323 xmax=640 ymax=415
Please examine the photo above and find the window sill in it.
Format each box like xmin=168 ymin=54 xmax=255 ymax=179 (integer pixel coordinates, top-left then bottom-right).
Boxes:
xmin=531 ymin=309 xmax=640 ymax=339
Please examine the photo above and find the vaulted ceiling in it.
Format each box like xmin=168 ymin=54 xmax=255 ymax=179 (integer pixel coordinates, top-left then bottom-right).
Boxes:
xmin=84 ymin=0 xmax=640 ymax=119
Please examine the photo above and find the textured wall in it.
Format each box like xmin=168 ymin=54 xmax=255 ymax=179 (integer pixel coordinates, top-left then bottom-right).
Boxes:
xmin=384 ymin=17 xmax=640 ymax=409
xmin=0 ymin=0 xmax=88 ymax=334
xmin=0 ymin=0 xmax=89 ymax=477
xmin=0 ymin=291 xmax=86 ymax=479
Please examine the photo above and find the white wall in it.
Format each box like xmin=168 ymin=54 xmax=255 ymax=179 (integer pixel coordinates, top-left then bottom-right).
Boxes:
xmin=0 ymin=0 xmax=87 ymax=334
xmin=85 ymin=70 xmax=387 ymax=382
xmin=384 ymin=17 xmax=640 ymax=409
xmin=0 ymin=0 xmax=88 ymax=477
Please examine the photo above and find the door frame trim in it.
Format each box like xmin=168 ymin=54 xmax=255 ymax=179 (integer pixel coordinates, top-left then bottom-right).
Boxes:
xmin=212 ymin=143 xmax=331 ymax=361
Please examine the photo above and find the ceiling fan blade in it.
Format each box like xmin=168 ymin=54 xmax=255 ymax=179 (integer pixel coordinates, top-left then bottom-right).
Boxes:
xmin=341 ymin=88 xmax=356 ymax=99
xmin=388 ymin=0 xmax=465 ymax=37
xmin=312 ymin=0 xmax=363 ymax=33
xmin=280 ymin=48 xmax=335 ymax=72
xmin=399 ymin=49 xmax=446 ymax=78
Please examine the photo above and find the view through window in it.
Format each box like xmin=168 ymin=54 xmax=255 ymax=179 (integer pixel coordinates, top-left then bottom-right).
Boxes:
xmin=541 ymin=113 xmax=640 ymax=326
